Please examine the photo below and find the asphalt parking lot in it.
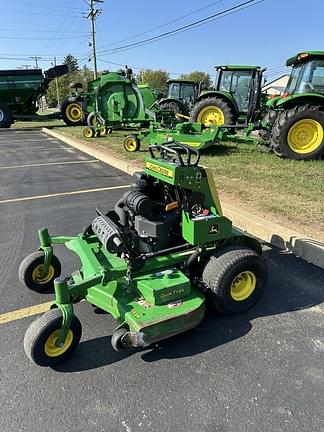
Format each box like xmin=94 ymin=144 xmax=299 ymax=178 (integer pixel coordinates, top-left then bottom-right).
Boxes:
xmin=0 ymin=129 xmax=323 ymax=432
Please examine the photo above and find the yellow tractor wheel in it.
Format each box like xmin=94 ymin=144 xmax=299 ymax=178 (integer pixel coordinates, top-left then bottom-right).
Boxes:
xmin=61 ymin=99 xmax=85 ymax=126
xmin=271 ymin=105 xmax=324 ymax=160
xmin=190 ymin=96 xmax=235 ymax=127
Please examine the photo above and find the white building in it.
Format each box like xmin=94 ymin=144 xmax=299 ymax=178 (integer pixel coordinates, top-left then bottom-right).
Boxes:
xmin=263 ymin=75 xmax=289 ymax=95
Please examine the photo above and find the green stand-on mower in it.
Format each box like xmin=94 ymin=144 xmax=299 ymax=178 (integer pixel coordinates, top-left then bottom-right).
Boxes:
xmin=20 ymin=143 xmax=267 ymax=367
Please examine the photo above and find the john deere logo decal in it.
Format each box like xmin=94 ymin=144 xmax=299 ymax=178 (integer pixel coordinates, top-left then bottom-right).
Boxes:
xmin=209 ymin=224 xmax=220 ymax=234
xmin=145 ymin=161 xmax=173 ymax=178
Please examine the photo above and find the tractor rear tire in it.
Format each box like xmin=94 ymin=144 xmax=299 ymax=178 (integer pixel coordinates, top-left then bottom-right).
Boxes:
xmin=259 ymin=109 xmax=279 ymax=142
xmin=0 ymin=103 xmax=13 ymax=128
xmin=61 ymin=98 xmax=85 ymax=126
xmin=271 ymin=105 xmax=324 ymax=160
xmin=190 ymin=97 xmax=236 ymax=127
xmin=159 ymin=101 xmax=188 ymax=121
xmin=202 ymin=245 xmax=267 ymax=315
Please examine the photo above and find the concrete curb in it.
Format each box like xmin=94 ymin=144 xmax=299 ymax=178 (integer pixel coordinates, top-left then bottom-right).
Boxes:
xmin=43 ymin=127 xmax=324 ymax=270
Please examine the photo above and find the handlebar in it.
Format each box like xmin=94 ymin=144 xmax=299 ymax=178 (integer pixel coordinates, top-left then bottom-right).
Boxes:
xmin=148 ymin=141 xmax=200 ymax=167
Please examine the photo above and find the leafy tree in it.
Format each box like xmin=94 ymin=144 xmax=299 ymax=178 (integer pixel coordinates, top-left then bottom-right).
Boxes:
xmin=64 ymin=54 xmax=79 ymax=72
xmin=138 ymin=69 xmax=169 ymax=93
xmin=179 ymin=71 xmax=212 ymax=90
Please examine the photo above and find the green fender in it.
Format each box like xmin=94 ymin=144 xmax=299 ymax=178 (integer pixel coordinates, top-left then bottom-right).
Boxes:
xmin=269 ymin=92 xmax=324 ymax=109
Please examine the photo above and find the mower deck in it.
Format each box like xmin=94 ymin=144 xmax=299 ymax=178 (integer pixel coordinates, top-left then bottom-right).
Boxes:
xmin=48 ymin=232 xmax=205 ymax=347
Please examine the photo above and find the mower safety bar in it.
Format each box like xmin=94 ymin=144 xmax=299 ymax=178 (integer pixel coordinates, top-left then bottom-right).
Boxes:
xmin=149 ymin=141 xmax=200 ymax=167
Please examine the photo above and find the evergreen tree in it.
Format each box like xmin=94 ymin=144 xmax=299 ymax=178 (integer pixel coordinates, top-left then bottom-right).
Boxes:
xmin=64 ymin=54 xmax=79 ymax=72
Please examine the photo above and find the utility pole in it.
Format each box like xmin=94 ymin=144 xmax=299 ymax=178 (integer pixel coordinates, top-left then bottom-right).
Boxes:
xmin=53 ymin=57 xmax=60 ymax=109
xmin=87 ymin=0 xmax=103 ymax=80
xmin=30 ymin=56 xmax=42 ymax=69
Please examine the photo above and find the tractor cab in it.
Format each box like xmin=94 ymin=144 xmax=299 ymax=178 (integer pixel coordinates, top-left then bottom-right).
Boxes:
xmin=284 ymin=51 xmax=324 ymax=96
xmin=159 ymin=79 xmax=200 ymax=118
xmin=167 ymin=79 xmax=199 ymax=106
xmin=214 ymin=65 xmax=265 ymax=117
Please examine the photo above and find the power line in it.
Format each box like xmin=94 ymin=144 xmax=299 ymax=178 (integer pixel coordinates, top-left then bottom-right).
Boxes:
xmin=98 ymin=0 xmax=226 ymax=50
xmin=0 ymin=8 xmax=82 ymax=18
xmin=0 ymin=28 xmax=86 ymax=34
xmin=29 ymin=56 xmax=42 ymax=68
xmin=97 ymin=0 xmax=264 ymax=55
xmin=0 ymin=36 xmax=87 ymax=40
xmin=13 ymin=0 xmax=82 ymax=12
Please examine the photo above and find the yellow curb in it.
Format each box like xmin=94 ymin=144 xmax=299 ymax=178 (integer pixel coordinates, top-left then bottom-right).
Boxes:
xmin=42 ymin=128 xmax=324 ymax=270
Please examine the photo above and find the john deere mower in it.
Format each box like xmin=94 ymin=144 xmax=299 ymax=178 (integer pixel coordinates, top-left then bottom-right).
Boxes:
xmin=20 ymin=143 xmax=267 ymax=367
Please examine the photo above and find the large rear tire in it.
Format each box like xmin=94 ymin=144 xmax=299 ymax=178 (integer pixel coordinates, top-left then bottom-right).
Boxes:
xmin=61 ymin=99 xmax=85 ymax=126
xmin=0 ymin=102 xmax=13 ymax=128
xmin=202 ymin=246 xmax=267 ymax=315
xmin=190 ymin=97 xmax=236 ymax=127
xmin=159 ymin=101 xmax=188 ymax=121
xmin=271 ymin=105 xmax=324 ymax=160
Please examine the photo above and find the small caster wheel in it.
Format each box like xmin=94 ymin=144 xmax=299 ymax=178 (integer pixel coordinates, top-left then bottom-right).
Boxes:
xmin=123 ymin=134 xmax=140 ymax=152
xmin=24 ymin=308 xmax=82 ymax=366
xmin=19 ymin=251 xmax=61 ymax=292
xmin=94 ymin=129 xmax=100 ymax=137
xmin=111 ymin=328 xmax=128 ymax=352
xmin=83 ymin=126 xmax=95 ymax=138
xmin=100 ymin=126 xmax=108 ymax=136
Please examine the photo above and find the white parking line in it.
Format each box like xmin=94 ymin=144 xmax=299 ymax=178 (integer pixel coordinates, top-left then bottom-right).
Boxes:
xmin=0 ymin=159 xmax=99 ymax=170
xmin=0 ymin=184 xmax=129 ymax=204
xmin=0 ymin=146 xmax=74 ymax=153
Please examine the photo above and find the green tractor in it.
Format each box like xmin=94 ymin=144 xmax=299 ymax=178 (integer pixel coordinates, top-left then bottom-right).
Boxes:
xmin=190 ymin=65 xmax=266 ymax=127
xmin=263 ymin=51 xmax=324 ymax=159
xmin=159 ymin=79 xmax=201 ymax=118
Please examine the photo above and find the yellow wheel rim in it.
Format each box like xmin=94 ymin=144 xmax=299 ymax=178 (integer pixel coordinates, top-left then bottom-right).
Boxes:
xmin=124 ymin=137 xmax=137 ymax=152
xmin=100 ymin=126 xmax=108 ymax=136
xmin=44 ymin=329 xmax=73 ymax=357
xmin=83 ymin=127 xmax=94 ymax=138
xmin=32 ymin=264 xmax=55 ymax=285
xmin=230 ymin=271 xmax=256 ymax=302
xmin=287 ymin=119 xmax=323 ymax=154
xmin=65 ymin=103 xmax=83 ymax=122
xmin=197 ymin=106 xmax=225 ymax=127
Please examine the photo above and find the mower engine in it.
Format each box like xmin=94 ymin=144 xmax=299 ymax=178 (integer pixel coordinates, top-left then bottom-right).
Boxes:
xmin=91 ymin=171 xmax=182 ymax=256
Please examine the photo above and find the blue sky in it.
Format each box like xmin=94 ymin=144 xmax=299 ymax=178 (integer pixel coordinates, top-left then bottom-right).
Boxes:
xmin=1 ymin=0 xmax=324 ymax=82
